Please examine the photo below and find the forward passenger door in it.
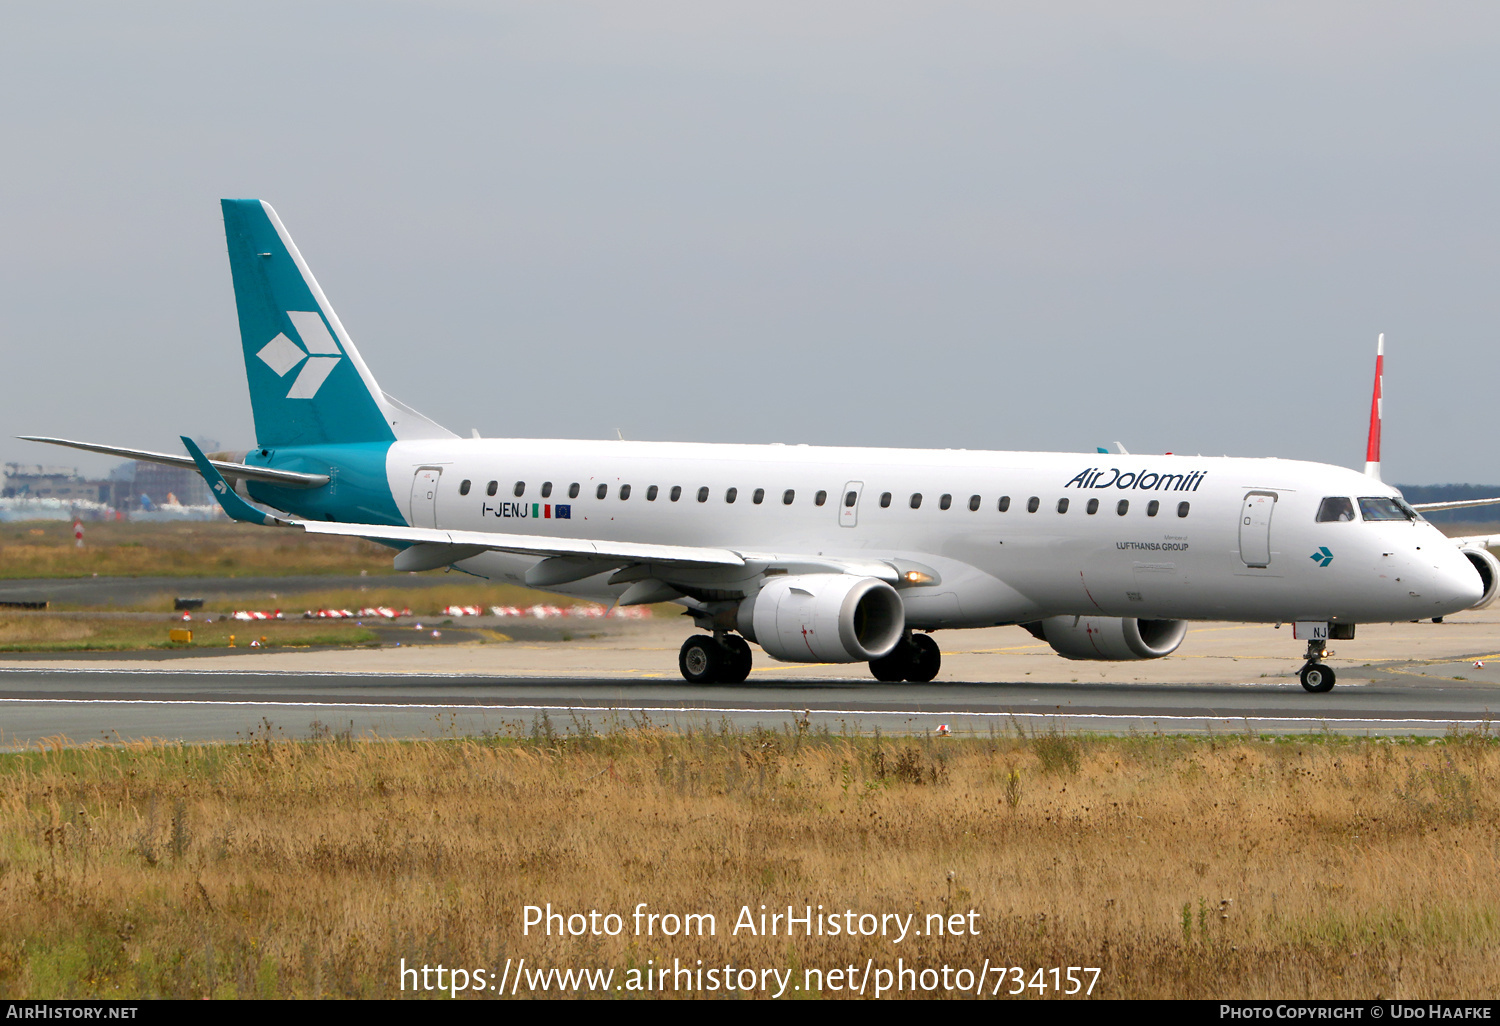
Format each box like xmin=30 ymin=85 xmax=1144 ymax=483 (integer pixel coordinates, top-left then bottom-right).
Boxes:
xmin=1239 ymin=491 xmax=1277 ymax=568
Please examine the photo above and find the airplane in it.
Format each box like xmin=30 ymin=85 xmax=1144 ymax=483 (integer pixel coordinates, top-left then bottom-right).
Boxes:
xmin=1356 ymin=334 xmax=1500 ymax=611
xmin=20 ymin=200 xmax=1488 ymax=692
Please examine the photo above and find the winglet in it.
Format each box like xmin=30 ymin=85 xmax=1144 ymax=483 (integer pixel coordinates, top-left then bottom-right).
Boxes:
xmin=180 ymin=436 xmax=297 ymax=527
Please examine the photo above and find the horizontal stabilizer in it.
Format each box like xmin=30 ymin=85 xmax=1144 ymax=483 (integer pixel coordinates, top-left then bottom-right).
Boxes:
xmin=18 ymin=436 xmax=328 ymax=488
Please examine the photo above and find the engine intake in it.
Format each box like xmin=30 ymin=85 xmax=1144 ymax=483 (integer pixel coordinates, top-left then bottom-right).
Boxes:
xmin=740 ymin=574 xmax=905 ymax=663
xmin=1460 ymin=548 xmax=1500 ymax=609
xmin=1026 ymin=616 xmax=1188 ymax=661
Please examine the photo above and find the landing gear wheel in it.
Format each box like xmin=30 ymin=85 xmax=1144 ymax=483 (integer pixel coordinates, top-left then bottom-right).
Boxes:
xmin=720 ymin=636 xmax=753 ymax=684
xmin=906 ymin=633 xmax=941 ymax=683
xmin=679 ymin=635 xmax=723 ymax=684
xmin=869 ymin=647 xmax=909 ymax=682
xmin=1300 ymin=662 xmax=1336 ymax=693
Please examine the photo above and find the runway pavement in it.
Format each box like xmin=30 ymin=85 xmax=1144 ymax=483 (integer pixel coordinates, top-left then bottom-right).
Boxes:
xmin=1 ymin=609 xmax=1498 ymax=746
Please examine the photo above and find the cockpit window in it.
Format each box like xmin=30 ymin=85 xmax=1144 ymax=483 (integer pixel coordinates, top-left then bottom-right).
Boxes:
xmin=1316 ymin=497 xmax=1356 ymax=523
xmin=1359 ymin=496 xmax=1416 ymax=521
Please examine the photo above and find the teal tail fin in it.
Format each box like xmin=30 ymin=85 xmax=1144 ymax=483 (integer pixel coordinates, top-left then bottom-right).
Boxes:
xmin=220 ymin=199 xmax=453 ymax=448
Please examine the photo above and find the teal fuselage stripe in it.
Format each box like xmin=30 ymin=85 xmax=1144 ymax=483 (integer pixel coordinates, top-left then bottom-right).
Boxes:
xmin=244 ymin=442 xmax=404 ymax=527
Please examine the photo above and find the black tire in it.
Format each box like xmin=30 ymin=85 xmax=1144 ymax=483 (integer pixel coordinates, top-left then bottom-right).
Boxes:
xmin=679 ymin=635 xmax=723 ymax=684
xmin=869 ymin=646 xmax=909 ymax=682
xmin=905 ymin=633 xmax=941 ymax=683
xmin=720 ymin=636 xmax=753 ymax=684
xmin=1300 ymin=662 xmax=1336 ymax=693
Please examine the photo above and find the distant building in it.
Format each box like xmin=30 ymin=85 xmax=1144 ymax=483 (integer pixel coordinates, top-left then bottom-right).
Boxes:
xmin=128 ymin=461 xmax=213 ymax=509
xmin=1 ymin=463 xmax=110 ymax=504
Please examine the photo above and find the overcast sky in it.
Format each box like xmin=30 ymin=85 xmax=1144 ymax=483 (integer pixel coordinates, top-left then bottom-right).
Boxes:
xmin=3 ymin=2 xmax=1498 ymax=483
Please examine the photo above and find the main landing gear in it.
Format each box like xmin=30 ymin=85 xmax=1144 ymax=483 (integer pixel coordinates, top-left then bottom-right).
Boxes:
xmin=869 ymin=632 xmax=941 ymax=683
xmin=1298 ymin=636 xmax=1336 ymax=693
xmin=679 ymin=634 xmax=753 ymax=684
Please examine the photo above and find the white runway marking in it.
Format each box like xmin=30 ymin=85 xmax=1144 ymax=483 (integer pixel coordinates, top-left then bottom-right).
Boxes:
xmin=0 ymin=696 xmax=1489 ymax=730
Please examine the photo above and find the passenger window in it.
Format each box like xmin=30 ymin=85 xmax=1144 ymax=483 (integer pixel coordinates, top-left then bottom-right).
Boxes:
xmin=541 ymin=482 xmax=553 ymax=498
xmin=459 ymin=480 xmax=471 ymax=496
xmin=697 ymin=487 xmax=709 ymax=503
xmin=969 ymin=495 xmax=980 ymax=511
xmin=596 ymin=483 xmax=608 ymax=500
xmin=514 ymin=482 xmax=525 ymax=497
xmin=1026 ymin=496 xmax=1039 ymax=513
xmin=568 ymin=483 xmax=580 ymax=499
xmin=1086 ymin=498 xmax=1098 ymax=515
xmin=1117 ymin=500 xmax=1129 ymax=515
xmin=998 ymin=496 xmax=1011 ymax=512
xmin=1177 ymin=502 xmax=1190 ymax=518
xmin=646 ymin=485 xmax=658 ymax=501
xmin=844 ymin=491 xmax=857 ymax=508
xmin=816 ymin=490 xmax=827 ymax=507
xmin=1317 ymin=497 xmax=1356 ymax=522
xmin=726 ymin=487 xmax=738 ymax=503
xmin=670 ymin=486 xmax=682 ymax=502
xmin=486 ymin=481 xmax=498 ymax=497
xmin=620 ymin=484 xmax=631 ymax=500
xmin=940 ymin=494 xmax=952 ymax=510
xmin=753 ymin=488 xmax=765 ymax=504
xmin=1147 ymin=500 xmax=1159 ymax=517
xmin=880 ymin=492 xmax=892 ymax=508
xmin=1056 ymin=498 xmax=1069 ymax=513
xmin=782 ymin=489 xmax=795 ymax=505
xmin=910 ymin=493 xmax=923 ymax=509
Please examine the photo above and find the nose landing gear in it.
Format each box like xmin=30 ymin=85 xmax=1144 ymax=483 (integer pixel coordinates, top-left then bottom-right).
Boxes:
xmin=1298 ymin=637 xmax=1336 ymax=693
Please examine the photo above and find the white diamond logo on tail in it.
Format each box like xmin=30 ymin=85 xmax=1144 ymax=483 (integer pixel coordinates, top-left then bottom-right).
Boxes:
xmin=286 ymin=357 xmax=340 ymax=398
xmin=287 ymin=310 xmax=339 ymax=355
xmin=258 ymin=311 xmax=343 ymax=399
xmin=257 ymin=333 xmax=306 ymax=377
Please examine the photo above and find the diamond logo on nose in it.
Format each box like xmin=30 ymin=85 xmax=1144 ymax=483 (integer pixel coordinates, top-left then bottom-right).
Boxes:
xmin=1309 ymin=546 xmax=1333 ymax=567
xmin=254 ymin=311 xmax=341 ymax=399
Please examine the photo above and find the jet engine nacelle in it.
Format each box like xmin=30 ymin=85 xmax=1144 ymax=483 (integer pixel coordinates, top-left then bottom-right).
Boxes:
xmin=739 ymin=574 xmax=905 ymax=663
xmin=1028 ymin=615 xmax=1188 ymax=661
xmin=1460 ymin=548 xmax=1500 ymax=609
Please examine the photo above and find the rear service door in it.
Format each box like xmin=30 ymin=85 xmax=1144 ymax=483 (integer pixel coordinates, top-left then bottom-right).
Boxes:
xmin=1239 ymin=491 xmax=1277 ymax=568
xmin=840 ymin=481 xmax=864 ymax=527
xmin=410 ymin=467 xmax=443 ymax=528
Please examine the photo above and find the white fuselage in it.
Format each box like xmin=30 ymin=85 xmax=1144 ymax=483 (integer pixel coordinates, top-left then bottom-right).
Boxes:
xmin=382 ymin=439 xmax=1483 ymax=628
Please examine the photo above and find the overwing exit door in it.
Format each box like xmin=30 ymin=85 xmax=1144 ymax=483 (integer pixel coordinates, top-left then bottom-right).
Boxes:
xmin=1239 ymin=491 xmax=1277 ymax=568
xmin=839 ymin=481 xmax=864 ymax=527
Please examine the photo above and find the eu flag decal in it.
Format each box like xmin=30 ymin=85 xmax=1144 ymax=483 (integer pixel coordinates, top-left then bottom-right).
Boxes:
xmin=555 ymin=505 xmax=571 ymax=520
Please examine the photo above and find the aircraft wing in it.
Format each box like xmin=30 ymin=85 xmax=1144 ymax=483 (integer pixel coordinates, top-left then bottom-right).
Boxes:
xmin=300 ymin=518 xmax=745 ymax=568
xmin=1410 ymin=497 xmax=1500 ymax=514
xmin=19 ymin=435 xmax=329 ymax=489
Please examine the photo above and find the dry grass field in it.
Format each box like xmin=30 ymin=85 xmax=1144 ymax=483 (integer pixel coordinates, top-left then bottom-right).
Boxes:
xmin=0 ymin=612 xmax=379 ymax=652
xmin=0 ymin=521 xmax=395 ymax=579
xmin=0 ymin=520 xmax=636 ymax=620
xmin=1 ymin=725 xmax=1496 ymax=999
